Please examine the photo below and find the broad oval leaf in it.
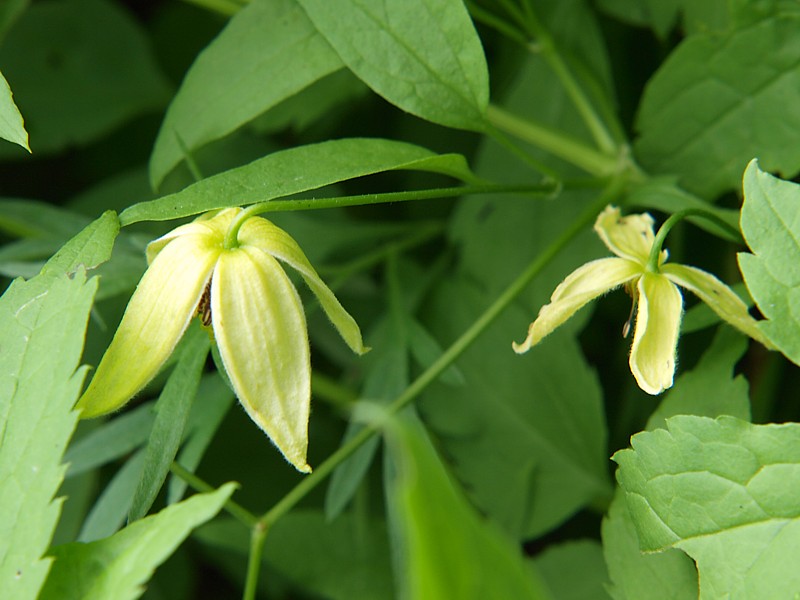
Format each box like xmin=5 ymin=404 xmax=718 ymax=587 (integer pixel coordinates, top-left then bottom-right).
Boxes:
xmin=297 ymin=0 xmax=489 ymax=131
xmin=149 ymin=0 xmax=344 ymax=189
xmin=123 ymin=138 xmax=476 ymax=225
xmin=635 ymin=14 xmax=800 ymax=198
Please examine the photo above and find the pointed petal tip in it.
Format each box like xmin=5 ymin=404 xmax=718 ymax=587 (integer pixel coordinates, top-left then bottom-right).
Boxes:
xmin=512 ymin=337 xmax=532 ymax=354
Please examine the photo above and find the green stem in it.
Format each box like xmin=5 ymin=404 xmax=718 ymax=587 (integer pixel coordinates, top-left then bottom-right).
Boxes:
xmin=223 ymin=182 xmax=557 ymax=248
xmin=466 ymin=1 xmax=529 ymax=45
xmin=519 ymin=4 xmax=618 ymax=155
xmin=169 ymin=462 xmax=258 ymax=528
xmin=647 ymin=208 xmax=743 ymax=273
xmin=241 ymin=175 xmax=629 ymax=590
xmin=487 ymin=105 xmax=618 ymax=178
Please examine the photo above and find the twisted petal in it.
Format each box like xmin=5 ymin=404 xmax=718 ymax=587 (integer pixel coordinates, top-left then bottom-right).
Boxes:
xmin=513 ymin=257 xmax=641 ymax=353
xmin=76 ymin=234 xmax=219 ymax=417
xmin=629 ymin=273 xmax=683 ymax=395
xmin=594 ymin=205 xmax=660 ymax=265
xmin=662 ymin=263 xmax=775 ymax=349
xmin=240 ymin=217 xmax=369 ymax=355
xmin=213 ymin=246 xmax=312 ymax=473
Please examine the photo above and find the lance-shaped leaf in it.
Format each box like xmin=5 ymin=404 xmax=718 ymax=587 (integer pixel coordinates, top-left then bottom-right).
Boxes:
xmin=0 ymin=69 xmax=29 ymax=151
xmin=149 ymin=0 xmax=343 ymax=189
xmin=40 ymin=484 xmax=236 ymax=600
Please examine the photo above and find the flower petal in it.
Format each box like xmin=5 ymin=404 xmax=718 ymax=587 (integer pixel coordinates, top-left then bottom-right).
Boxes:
xmin=629 ymin=273 xmax=683 ymax=395
xmin=76 ymin=235 xmax=219 ymax=417
xmin=513 ymin=257 xmax=640 ymax=353
xmin=239 ymin=217 xmax=369 ymax=355
xmin=145 ymin=208 xmax=236 ymax=263
xmin=212 ymin=246 xmax=312 ymax=473
xmin=594 ymin=205 xmax=657 ymax=265
xmin=662 ymin=263 xmax=775 ymax=349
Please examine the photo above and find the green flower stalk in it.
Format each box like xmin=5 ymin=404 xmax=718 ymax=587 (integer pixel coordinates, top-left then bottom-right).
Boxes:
xmin=76 ymin=208 xmax=368 ymax=473
xmin=513 ymin=205 xmax=772 ymax=395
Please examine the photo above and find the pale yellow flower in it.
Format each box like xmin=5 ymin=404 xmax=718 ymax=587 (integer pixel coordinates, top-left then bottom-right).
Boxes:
xmin=514 ymin=205 xmax=771 ymax=395
xmin=76 ymin=208 xmax=368 ymax=472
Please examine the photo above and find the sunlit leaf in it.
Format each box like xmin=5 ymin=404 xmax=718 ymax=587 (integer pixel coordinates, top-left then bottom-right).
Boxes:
xmin=614 ymin=415 xmax=800 ymax=598
xmin=0 ymin=70 xmax=29 ymax=151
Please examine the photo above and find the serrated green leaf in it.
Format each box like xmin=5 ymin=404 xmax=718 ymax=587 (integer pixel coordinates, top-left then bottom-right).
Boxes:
xmin=601 ymin=490 xmax=698 ymax=600
xmin=0 ymin=212 xmax=118 ymax=600
xmin=0 ymin=70 xmax=29 ymax=151
xmin=635 ymin=14 xmax=800 ymax=198
xmin=384 ymin=415 xmax=549 ymax=600
xmin=0 ymin=0 xmax=170 ymax=157
xmin=614 ymin=415 xmax=800 ymax=598
xmin=738 ymin=160 xmax=800 ymax=364
xmin=297 ymin=0 xmax=489 ymax=131
xmin=149 ymin=0 xmax=343 ymax=189
xmin=41 ymin=483 xmax=235 ymax=600
xmin=124 ymin=138 xmax=473 ymax=225
xmin=128 ymin=323 xmax=210 ymax=521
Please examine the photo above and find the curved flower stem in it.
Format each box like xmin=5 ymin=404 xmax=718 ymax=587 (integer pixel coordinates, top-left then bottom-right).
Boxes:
xmin=240 ymin=174 xmax=630 ymax=600
xmin=646 ymin=208 xmax=744 ymax=273
xmin=223 ymin=182 xmax=558 ymax=249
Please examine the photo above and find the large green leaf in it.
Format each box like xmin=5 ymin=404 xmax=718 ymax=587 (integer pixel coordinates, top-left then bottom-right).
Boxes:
xmin=738 ymin=160 xmax=800 ymax=364
xmin=0 ymin=212 xmax=118 ymax=600
xmin=614 ymin=415 xmax=800 ymax=598
xmin=0 ymin=0 xmax=170 ymax=156
xmin=149 ymin=0 xmax=343 ymax=189
xmin=384 ymin=415 xmax=549 ymax=599
xmin=297 ymin=0 xmax=489 ymax=131
xmin=0 ymin=70 xmax=29 ymax=151
xmin=634 ymin=12 xmax=800 ymax=198
xmin=40 ymin=483 xmax=235 ymax=600
xmin=123 ymin=138 xmax=476 ymax=224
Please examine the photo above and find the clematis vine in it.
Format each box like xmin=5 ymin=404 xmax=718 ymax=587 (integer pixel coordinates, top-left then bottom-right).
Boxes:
xmin=76 ymin=208 xmax=368 ymax=473
xmin=513 ymin=205 xmax=772 ymax=395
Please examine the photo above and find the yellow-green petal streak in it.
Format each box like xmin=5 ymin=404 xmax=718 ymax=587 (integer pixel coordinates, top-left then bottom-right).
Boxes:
xmin=513 ymin=257 xmax=640 ymax=353
xmin=77 ymin=235 xmax=219 ymax=417
xmin=212 ymin=246 xmax=312 ymax=473
xmin=629 ymin=273 xmax=683 ymax=395
xmin=239 ymin=217 xmax=369 ymax=355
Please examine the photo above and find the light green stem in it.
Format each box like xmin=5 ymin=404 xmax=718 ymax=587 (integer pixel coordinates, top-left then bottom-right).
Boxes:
xmin=240 ymin=175 xmax=629 ymax=597
xmin=223 ymin=182 xmax=557 ymax=249
xmin=169 ymin=462 xmax=258 ymax=528
xmin=487 ymin=105 xmax=618 ymax=178
xmin=646 ymin=208 xmax=743 ymax=273
xmin=519 ymin=4 xmax=618 ymax=155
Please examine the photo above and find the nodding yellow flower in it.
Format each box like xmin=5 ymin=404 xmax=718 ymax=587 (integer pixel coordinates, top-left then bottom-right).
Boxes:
xmin=513 ymin=205 xmax=771 ymax=395
xmin=76 ymin=208 xmax=368 ymax=473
